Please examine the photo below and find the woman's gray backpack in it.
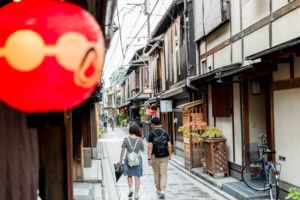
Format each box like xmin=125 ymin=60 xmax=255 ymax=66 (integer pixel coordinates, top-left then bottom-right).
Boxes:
xmin=127 ymin=137 xmax=140 ymax=167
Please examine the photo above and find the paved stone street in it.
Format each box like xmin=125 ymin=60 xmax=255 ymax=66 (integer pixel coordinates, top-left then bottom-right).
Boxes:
xmin=100 ymin=127 xmax=234 ymax=200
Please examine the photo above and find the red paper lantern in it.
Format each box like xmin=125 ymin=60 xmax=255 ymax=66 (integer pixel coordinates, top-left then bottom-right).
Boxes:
xmin=0 ymin=0 xmax=105 ymax=113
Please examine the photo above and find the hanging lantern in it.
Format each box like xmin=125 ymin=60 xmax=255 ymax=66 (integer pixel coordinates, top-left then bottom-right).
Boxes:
xmin=0 ymin=0 xmax=105 ymax=113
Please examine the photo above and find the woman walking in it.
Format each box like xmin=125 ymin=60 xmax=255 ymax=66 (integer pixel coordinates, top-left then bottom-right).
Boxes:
xmin=119 ymin=124 xmax=144 ymax=199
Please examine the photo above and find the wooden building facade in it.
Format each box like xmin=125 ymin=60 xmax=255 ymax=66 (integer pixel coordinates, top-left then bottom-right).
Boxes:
xmin=191 ymin=0 xmax=300 ymax=193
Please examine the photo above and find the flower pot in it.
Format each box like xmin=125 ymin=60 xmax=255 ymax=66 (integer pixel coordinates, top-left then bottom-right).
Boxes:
xmin=203 ymin=138 xmax=229 ymax=177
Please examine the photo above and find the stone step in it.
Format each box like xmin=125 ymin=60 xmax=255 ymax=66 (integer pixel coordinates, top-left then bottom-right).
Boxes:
xmin=83 ymin=159 xmax=103 ymax=183
xmin=222 ymin=181 xmax=270 ymax=200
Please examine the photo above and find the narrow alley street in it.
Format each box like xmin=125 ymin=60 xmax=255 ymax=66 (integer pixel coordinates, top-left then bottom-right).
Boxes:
xmin=100 ymin=127 xmax=235 ymax=200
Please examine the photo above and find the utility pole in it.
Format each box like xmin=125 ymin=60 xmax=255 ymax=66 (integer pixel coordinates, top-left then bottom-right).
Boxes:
xmin=145 ymin=0 xmax=150 ymax=38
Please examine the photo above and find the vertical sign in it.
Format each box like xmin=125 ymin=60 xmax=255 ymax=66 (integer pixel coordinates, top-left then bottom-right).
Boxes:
xmin=160 ymin=100 xmax=172 ymax=112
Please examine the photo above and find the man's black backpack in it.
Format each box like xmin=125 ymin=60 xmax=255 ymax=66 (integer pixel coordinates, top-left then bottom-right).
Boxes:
xmin=152 ymin=129 xmax=169 ymax=157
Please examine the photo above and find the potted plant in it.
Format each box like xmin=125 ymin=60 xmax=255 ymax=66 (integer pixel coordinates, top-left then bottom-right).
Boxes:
xmin=202 ymin=126 xmax=229 ymax=177
xmin=178 ymin=120 xmax=207 ymax=169
xmin=178 ymin=124 xmax=189 ymax=143
xmin=202 ymin=126 xmax=225 ymax=139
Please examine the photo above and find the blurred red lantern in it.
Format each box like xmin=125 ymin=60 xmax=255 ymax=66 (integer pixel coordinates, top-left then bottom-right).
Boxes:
xmin=0 ymin=0 xmax=105 ymax=113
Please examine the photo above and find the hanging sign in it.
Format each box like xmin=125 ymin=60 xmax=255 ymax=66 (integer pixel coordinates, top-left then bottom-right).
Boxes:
xmin=0 ymin=0 xmax=105 ymax=113
xmin=160 ymin=100 xmax=172 ymax=112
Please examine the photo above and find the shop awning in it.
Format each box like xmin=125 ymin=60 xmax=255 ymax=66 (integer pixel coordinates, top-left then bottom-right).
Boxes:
xmin=145 ymin=95 xmax=160 ymax=105
xmin=176 ymin=100 xmax=203 ymax=109
xmin=160 ymin=84 xmax=187 ymax=99
xmin=117 ymin=101 xmax=131 ymax=108
xmin=215 ymin=64 xmax=253 ymax=79
xmin=246 ymin=37 xmax=300 ymax=60
xmin=190 ymin=63 xmax=241 ymax=83
xmin=136 ymin=93 xmax=150 ymax=100
xmin=128 ymin=93 xmax=150 ymax=101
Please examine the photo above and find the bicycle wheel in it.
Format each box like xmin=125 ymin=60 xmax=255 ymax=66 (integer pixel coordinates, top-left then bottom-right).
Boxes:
xmin=268 ymin=165 xmax=279 ymax=200
xmin=242 ymin=161 xmax=269 ymax=191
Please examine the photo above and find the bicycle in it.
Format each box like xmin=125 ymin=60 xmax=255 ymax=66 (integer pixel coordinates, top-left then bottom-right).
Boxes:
xmin=241 ymin=134 xmax=281 ymax=200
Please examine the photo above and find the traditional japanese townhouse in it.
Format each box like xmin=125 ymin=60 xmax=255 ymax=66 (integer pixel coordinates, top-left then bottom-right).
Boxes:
xmin=145 ymin=0 xmax=198 ymax=158
xmin=0 ymin=1 xmax=116 ymax=200
xmin=125 ymin=48 xmax=150 ymax=123
xmin=117 ymin=75 xmax=130 ymax=125
xmin=190 ymin=0 xmax=300 ymax=195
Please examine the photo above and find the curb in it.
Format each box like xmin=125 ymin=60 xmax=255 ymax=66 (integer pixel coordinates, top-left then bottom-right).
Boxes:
xmin=169 ymin=159 xmax=237 ymax=200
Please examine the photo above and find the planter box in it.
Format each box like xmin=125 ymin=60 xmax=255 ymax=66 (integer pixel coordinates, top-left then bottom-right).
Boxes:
xmin=203 ymin=138 xmax=229 ymax=177
xmin=184 ymin=135 xmax=204 ymax=169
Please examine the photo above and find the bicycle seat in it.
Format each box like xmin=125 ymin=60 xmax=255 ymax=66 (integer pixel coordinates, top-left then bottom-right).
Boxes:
xmin=265 ymin=148 xmax=276 ymax=154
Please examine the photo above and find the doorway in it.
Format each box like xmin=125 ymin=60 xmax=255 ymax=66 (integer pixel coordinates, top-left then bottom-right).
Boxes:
xmin=242 ymin=74 xmax=274 ymax=164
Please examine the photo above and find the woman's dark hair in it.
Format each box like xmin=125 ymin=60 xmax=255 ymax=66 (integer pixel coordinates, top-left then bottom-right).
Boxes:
xmin=129 ymin=124 xmax=141 ymax=137
xmin=151 ymin=117 xmax=161 ymax=125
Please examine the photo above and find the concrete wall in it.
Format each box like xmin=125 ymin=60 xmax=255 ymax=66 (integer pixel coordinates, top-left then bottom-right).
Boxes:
xmin=274 ymin=88 xmax=300 ymax=187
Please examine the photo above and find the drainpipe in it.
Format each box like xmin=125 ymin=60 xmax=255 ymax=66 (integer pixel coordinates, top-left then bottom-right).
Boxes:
xmin=183 ymin=0 xmax=191 ymax=77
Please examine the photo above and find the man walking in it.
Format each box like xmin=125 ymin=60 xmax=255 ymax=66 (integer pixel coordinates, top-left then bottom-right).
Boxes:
xmin=147 ymin=117 xmax=172 ymax=199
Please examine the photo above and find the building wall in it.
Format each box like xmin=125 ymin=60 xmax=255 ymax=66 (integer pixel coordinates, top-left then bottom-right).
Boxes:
xmin=295 ymin=56 xmax=300 ymax=78
xmin=206 ymin=24 xmax=230 ymax=52
xmin=207 ymin=84 xmax=214 ymax=126
xmin=272 ymin=55 xmax=300 ymax=187
xmin=248 ymin=80 xmax=267 ymax=144
xmin=273 ymin=63 xmax=290 ymax=81
xmin=216 ymin=117 xmax=234 ymax=163
xmin=233 ymin=82 xmax=243 ymax=165
xmin=232 ymin=39 xmax=242 ymax=63
xmin=242 ymin=0 xmax=270 ymax=29
xmin=274 ymin=87 xmax=300 ymax=187
xmin=231 ymin=0 xmax=241 ymax=35
xmin=272 ymin=7 xmax=300 ymax=46
xmin=243 ymin=25 xmax=269 ymax=63
xmin=208 ymin=84 xmax=234 ymax=163
xmin=214 ymin=45 xmax=231 ymax=69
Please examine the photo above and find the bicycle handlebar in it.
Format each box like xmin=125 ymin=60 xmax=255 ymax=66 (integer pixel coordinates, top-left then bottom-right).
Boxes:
xmin=259 ymin=134 xmax=267 ymax=139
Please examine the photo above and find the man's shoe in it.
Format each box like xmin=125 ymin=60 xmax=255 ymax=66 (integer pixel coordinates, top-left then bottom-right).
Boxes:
xmin=156 ymin=190 xmax=161 ymax=196
xmin=128 ymin=192 xmax=133 ymax=198
xmin=159 ymin=191 xmax=165 ymax=199
xmin=134 ymin=193 xmax=139 ymax=200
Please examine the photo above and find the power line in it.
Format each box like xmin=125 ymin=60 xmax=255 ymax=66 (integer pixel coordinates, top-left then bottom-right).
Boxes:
xmin=125 ymin=0 xmax=159 ymax=50
xmin=159 ymin=0 xmax=187 ymax=29
xmin=116 ymin=4 xmax=125 ymax=58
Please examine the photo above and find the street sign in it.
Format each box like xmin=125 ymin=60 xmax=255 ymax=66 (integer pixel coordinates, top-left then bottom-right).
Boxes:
xmin=160 ymin=100 xmax=172 ymax=112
